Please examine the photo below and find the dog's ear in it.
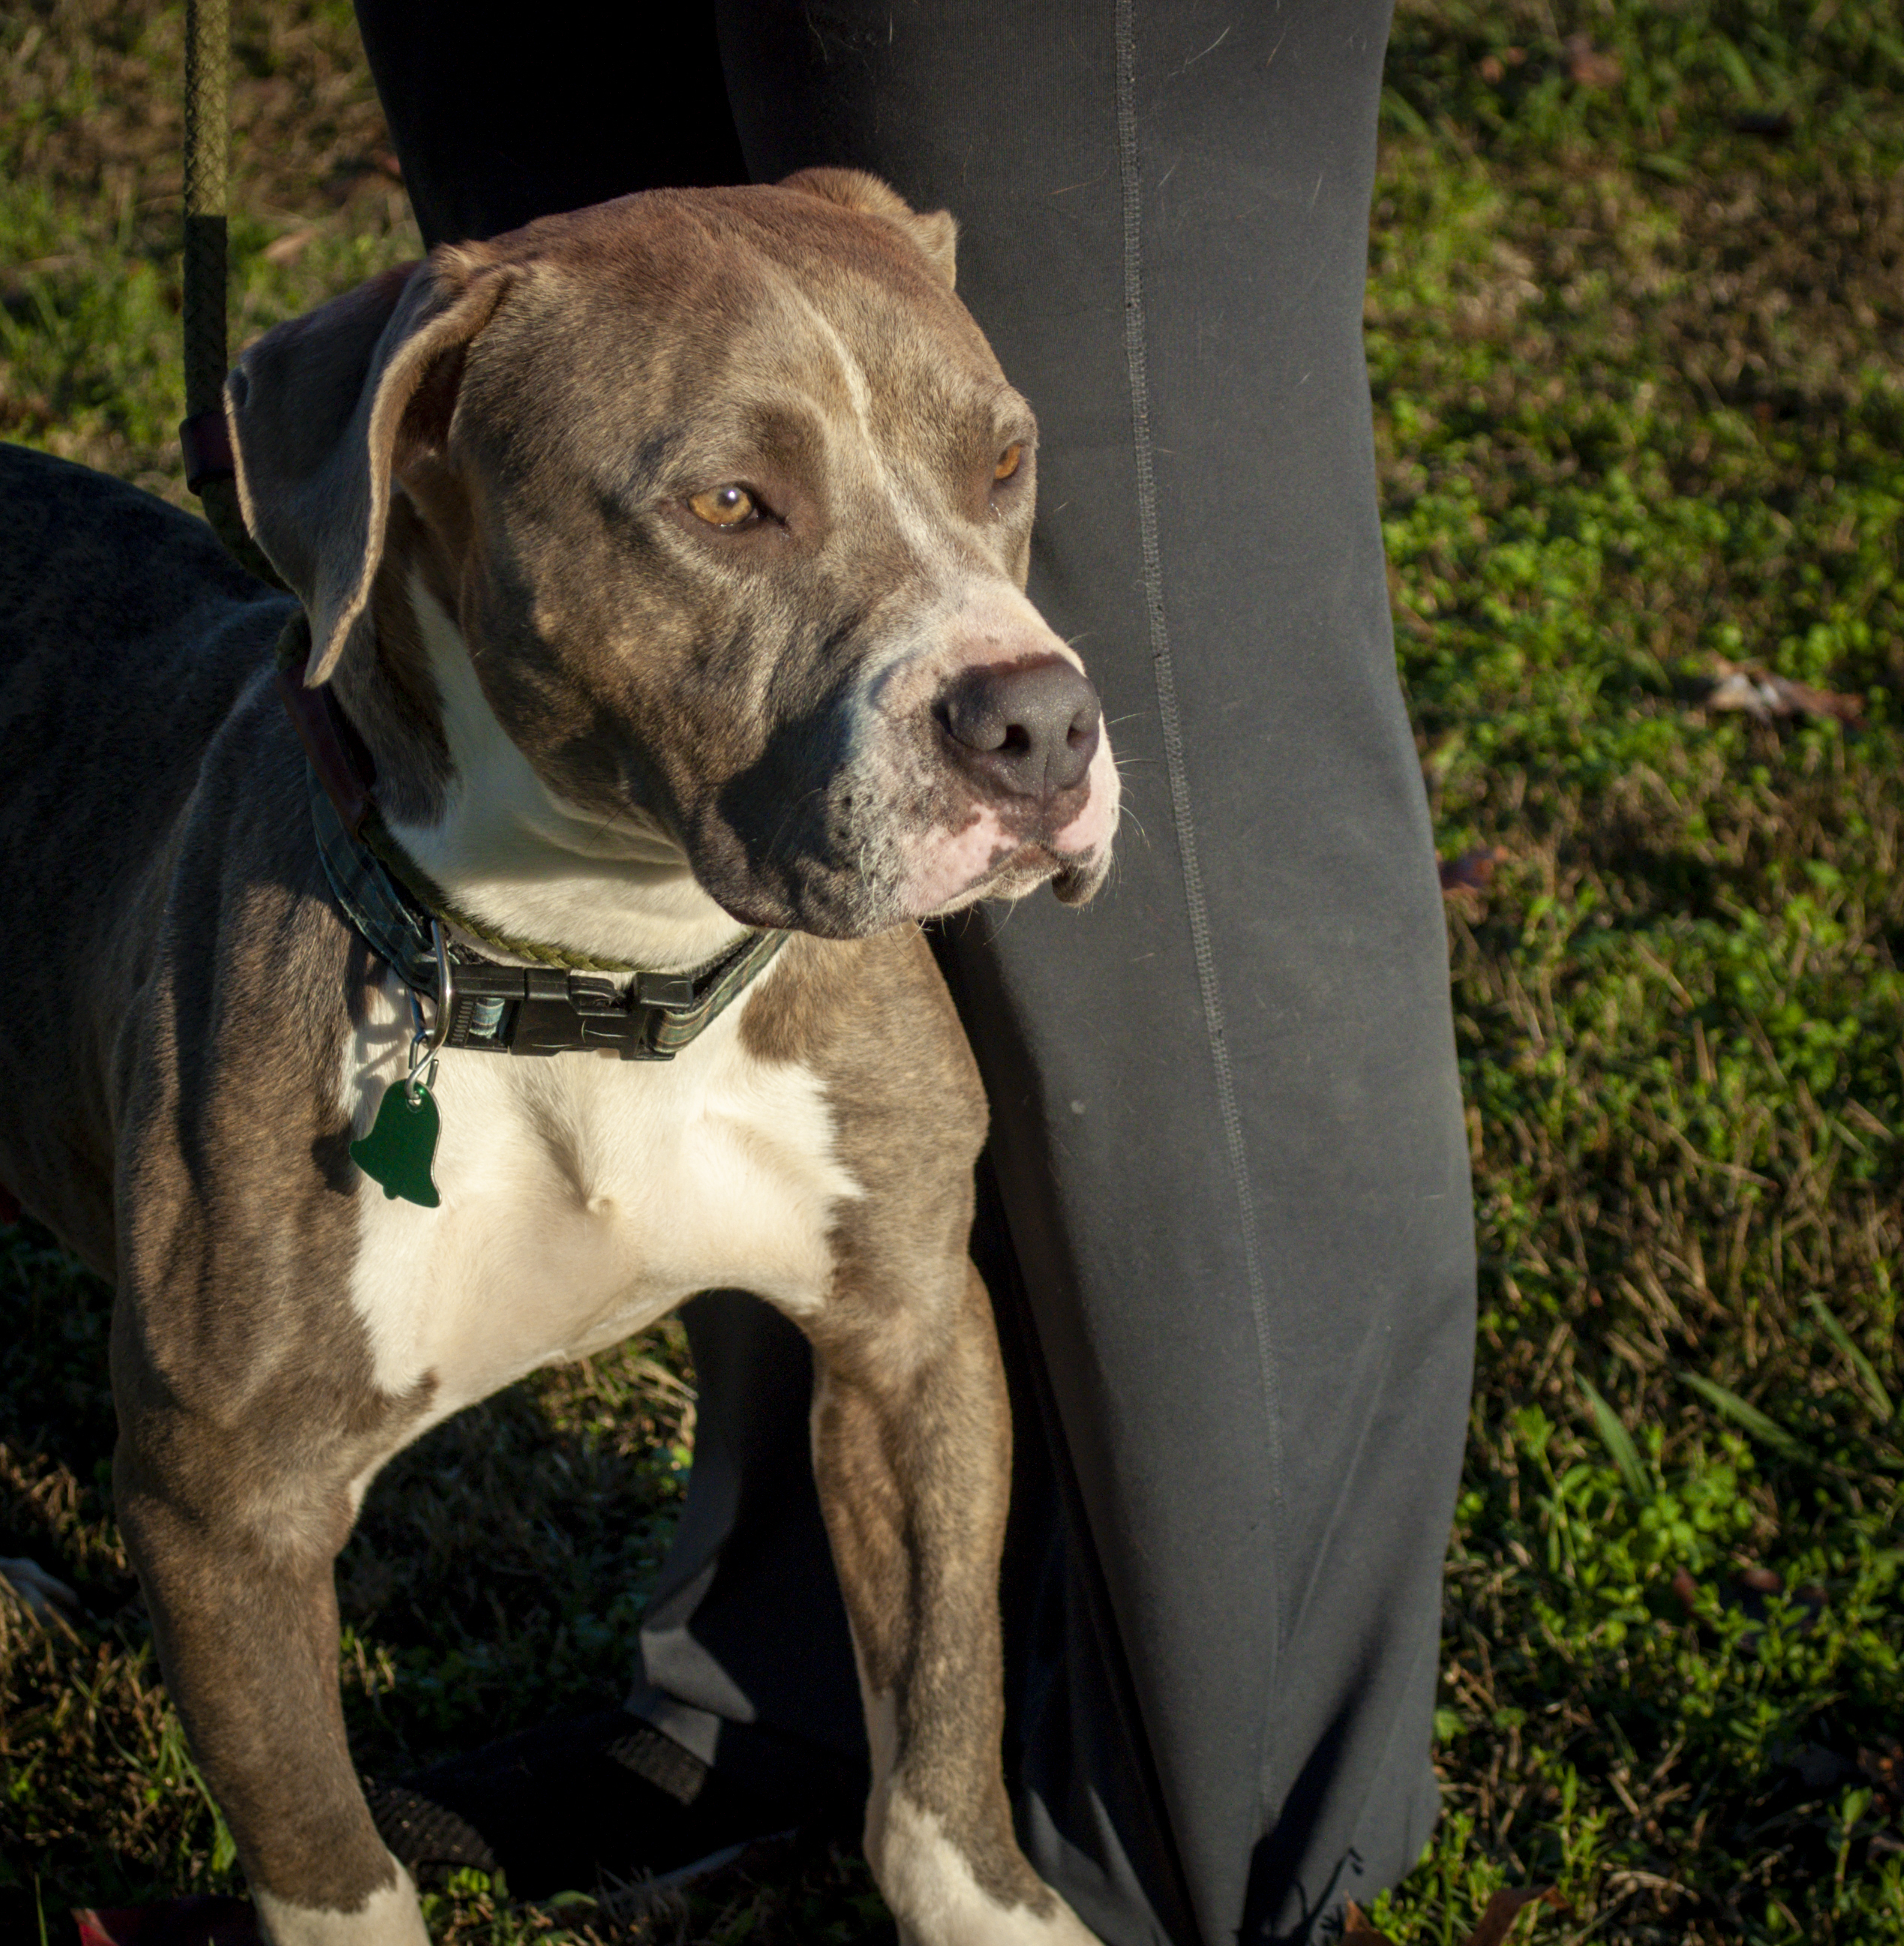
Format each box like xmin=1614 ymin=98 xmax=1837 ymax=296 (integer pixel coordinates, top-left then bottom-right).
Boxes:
xmin=779 ymin=167 xmax=958 ymax=290
xmin=227 ymin=247 xmax=515 ymax=686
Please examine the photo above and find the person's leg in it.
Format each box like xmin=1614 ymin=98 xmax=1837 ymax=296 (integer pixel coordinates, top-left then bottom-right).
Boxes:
xmin=712 ymin=5 xmax=1475 ymax=1940
xmin=626 ymin=1290 xmax=864 ymax=1798
xmin=353 ymin=3 xmax=747 ymax=246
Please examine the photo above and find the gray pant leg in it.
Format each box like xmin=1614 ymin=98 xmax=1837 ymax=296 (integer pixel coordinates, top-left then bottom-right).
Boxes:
xmin=627 ymin=1289 xmax=863 ymax=1802
xmin=710 ymin=4 xmax=1476 ymax=1939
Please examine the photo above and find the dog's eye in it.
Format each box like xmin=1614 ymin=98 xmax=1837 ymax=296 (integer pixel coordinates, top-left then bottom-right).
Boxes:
xmin=993 ymin=444 xmax=1023 ymax=482
xmin=689 ymin=485 xmax=757 ymax=528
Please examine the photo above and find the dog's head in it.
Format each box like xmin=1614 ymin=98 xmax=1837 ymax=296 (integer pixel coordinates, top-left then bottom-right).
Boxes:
xmin=228 ymin=171 xmax=1116 ymax=940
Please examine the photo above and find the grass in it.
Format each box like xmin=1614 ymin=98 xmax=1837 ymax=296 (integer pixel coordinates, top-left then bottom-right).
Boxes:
xmin=2 ymin=0 xmax=1901 ymax=1940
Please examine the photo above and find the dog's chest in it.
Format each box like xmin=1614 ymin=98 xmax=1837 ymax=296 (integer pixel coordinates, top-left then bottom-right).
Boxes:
xmin=341 ymin=971 xmax=856 ymax=1419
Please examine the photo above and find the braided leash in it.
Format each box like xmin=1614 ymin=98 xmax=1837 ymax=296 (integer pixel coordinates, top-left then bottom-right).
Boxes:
xmin=180 ymin=0 xmax=285 ymax=589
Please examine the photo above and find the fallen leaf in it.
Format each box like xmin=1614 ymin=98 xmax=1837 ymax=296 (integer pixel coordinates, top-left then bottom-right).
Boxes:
xmin=1467 ymin=1887 xmax=1566 ymax=1946
xmin=263 ymin=226 xmax=317 ymax=266
xmin=1859 ymin=1742 xmax=1904 ymax=1817
xmin=1440 ymin=846 xmax=1500 ymax=896
xmin=1342 ymin=1904 xmax=1398 ymax=1944
xmin=1704 ymin=659 xmax=1862 ymax=723
xmin=1564 ymin=35 xmax=1623 ymax=87
xmin=74 ymin=1899 xmax=260 ymax=1946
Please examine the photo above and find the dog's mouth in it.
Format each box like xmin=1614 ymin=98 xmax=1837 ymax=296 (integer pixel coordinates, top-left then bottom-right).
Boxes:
xmin=702 ymin=814 xmax=1113 ymax=938
xmin=1050 ymin=848 xmax=1113 ymax=907
xmin=920 ymin=832 xmax=1109 ymax=918
xmin=677 ymin=669 xmax=1120 ymax=938
xmin=709 ymin=839 xmax=1100 ymax=935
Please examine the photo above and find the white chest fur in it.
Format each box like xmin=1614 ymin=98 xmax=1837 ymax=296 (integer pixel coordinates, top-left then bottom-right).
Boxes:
xmin=341 ymin=962 xmax=857 ymax=1423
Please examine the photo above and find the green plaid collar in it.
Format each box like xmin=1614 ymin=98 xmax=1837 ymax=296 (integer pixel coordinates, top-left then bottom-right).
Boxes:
xmin=303 ymin=761 xmax=788 ymax=1062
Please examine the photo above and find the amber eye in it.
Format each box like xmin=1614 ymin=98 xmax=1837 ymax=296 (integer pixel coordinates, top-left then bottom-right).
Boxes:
xmin=994 ymin=443 xmax=1024 ymax=482
xmin=689 ymin=484 xmax=757 ymax=527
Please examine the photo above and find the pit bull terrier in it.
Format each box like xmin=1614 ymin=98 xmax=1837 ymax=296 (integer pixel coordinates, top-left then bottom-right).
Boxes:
xmin=0 ymin=168 xmax=1116 ymax=1945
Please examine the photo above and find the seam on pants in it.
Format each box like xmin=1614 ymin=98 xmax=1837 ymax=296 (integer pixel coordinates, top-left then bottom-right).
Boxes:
xmin=1113 ymin=0 xmax=1285 ymax=1819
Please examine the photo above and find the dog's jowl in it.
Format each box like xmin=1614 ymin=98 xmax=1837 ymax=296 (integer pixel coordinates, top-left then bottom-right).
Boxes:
xmin=0 ymin=170 xmax=1115 ymax=1945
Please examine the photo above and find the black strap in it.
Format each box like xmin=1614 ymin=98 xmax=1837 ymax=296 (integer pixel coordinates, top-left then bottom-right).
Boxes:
xmin=304 ymin=762 xmax=787 ymax=1060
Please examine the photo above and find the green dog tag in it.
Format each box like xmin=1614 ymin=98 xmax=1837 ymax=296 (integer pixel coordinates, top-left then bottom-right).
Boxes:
xmin=350 ymin=1077 xmax=442 ymax=1209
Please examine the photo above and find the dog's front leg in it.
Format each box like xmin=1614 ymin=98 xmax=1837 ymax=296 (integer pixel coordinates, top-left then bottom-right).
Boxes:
xmin=114 ymin=1446 xmax=427 ymax=1946
xmin=808 ymin=1260 xmax=1101 ymax=1946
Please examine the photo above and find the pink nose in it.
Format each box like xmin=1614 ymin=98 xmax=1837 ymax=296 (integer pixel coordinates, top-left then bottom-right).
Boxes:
xmin=935 ymin=657 xmax=1102 ymax=803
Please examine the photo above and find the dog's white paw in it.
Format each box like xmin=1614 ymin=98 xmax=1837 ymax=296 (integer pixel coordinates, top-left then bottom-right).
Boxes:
xmin=878 ymin=1794 xmax=1104 ymax=1946
xmin=0 ymin=1555 xmax=79 ymax=1623
xmin=253 ymin=1867 xmax=431 ymax=1946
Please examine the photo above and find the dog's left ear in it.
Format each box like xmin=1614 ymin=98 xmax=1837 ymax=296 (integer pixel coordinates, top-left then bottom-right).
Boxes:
xmin=779 ymin=167 xmax=958 ymax=290
xmin=227 ymin=247 xmax=516 ymax=686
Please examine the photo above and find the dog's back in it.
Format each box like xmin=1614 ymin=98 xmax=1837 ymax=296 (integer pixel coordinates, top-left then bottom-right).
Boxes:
xmin=0 ymin=443 xmax=289 ymax=1265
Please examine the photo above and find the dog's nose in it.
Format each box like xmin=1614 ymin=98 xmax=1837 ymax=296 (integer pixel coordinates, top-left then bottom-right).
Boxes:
xmin=935 ymin=658 xmax=1103 ymax=802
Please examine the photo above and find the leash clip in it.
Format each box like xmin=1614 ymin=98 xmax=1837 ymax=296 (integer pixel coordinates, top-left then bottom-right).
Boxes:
xmin=404 ymin=920 xmax=455 ymax=1102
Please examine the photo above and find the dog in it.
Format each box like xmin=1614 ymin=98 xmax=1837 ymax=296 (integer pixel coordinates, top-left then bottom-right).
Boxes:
xmin=0 ymin=168 xmax=1116 ymax=1946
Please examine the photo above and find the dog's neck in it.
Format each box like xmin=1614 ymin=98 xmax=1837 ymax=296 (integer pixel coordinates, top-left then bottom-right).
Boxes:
xmin=331 ymin=551 xmax=746 ymax=978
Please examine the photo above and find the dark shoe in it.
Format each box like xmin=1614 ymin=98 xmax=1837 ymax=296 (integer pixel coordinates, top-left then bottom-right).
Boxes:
xmin=365 ymin=1707 xmax=830 ymax=1898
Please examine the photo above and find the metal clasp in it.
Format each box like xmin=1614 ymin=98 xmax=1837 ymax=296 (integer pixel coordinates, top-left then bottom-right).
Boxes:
xmin=403 ymin=920 xmax=455 ymax=1103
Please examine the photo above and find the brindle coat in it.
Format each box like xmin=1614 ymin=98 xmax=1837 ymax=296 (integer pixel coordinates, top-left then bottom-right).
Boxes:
xmin=0 ymin=170 xmax=1115 ymax=1946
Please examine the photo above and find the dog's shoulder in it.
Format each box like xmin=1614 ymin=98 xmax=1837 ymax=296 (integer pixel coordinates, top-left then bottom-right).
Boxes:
xmin=742 ymin=928 xmax=985 ymax=1144
xmin=108 ymin=692 xmax=409 ymax=1446
xmin=740 ymin=928 xmax=989 ymax=1293
xmin=0 ymin=449 xmax=323 ymax=1264
xmin=0 ymin=446 xmax=295 ymax=932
